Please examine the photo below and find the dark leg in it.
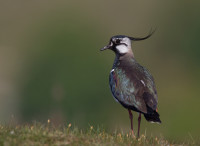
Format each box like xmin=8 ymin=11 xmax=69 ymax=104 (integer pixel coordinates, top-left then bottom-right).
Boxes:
xmin=137 ymin=113 xmax=141 ymax=138
xmin=128 ymin=109 xmax=134 ymax=136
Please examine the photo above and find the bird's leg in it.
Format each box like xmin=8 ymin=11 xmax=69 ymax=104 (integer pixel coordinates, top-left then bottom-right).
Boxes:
xmin=137 ymin=113 xmax=141 ymax=138
xmin=128 ymin=109 xmax=134 ymax=136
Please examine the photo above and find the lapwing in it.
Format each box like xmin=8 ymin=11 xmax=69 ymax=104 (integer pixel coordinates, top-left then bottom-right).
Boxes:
xmin=100 ymin=31 xmax=161 ymax=137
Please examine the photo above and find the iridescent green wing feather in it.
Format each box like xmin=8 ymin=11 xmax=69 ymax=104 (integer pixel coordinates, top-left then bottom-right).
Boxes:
xmin=109 ymin=57 xmax=158 ymax=113
xmin=109 ymin=67 xmax=147 ymax=113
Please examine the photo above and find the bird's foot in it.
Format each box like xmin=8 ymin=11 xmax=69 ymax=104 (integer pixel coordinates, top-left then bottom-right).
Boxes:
xmin=130 ymin=130 xmax=136 ymax=139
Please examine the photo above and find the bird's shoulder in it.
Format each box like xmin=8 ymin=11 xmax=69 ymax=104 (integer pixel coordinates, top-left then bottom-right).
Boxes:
xmin=118 ymin=57 xmax=154 ymax=87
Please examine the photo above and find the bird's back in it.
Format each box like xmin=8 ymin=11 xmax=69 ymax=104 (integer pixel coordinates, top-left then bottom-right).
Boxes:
xmin=109 ymin=55 xmax=158 ymax=115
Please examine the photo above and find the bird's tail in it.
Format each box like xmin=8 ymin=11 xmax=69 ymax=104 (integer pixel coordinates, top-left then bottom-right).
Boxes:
xmin=144 ymin=111 xmax=161 ymax=123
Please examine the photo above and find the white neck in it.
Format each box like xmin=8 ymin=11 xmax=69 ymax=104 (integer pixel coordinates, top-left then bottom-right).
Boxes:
xmin=116 ymin=44 xmax=129 ymax=54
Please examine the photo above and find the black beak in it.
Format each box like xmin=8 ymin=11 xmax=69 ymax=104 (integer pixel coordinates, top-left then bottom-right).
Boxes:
xmin=100 ymin=44 xmax=112 ymax=51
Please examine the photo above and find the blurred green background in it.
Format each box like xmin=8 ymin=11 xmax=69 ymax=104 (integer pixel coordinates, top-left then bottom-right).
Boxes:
xmin=0 ymin=0 xmax=200 ymax=140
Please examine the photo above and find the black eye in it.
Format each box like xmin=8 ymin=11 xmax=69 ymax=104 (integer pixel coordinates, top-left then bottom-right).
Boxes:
xmin=115 ymin=39 xmax=120 ymax=44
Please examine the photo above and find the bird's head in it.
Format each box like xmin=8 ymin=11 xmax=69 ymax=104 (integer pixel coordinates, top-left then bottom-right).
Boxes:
xmin=100 ymin=31 xmax=155 ymax=56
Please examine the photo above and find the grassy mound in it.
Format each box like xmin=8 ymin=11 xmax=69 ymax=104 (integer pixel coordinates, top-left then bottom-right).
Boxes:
xmin=0 ymin=122 xmax=197 ymax=146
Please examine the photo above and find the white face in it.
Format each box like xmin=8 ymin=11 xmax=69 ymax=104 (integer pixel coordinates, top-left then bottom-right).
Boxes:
xmin=114 ymin=37 xmax=132 ymax=54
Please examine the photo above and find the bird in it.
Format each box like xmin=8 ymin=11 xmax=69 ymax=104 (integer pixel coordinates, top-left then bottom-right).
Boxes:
xmin=100 ymin=31 xmax=161 ymax=138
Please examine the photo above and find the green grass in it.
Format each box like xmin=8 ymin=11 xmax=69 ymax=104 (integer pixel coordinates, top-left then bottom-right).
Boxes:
xmin=0 ymin=122 xmax=198 ymax=146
